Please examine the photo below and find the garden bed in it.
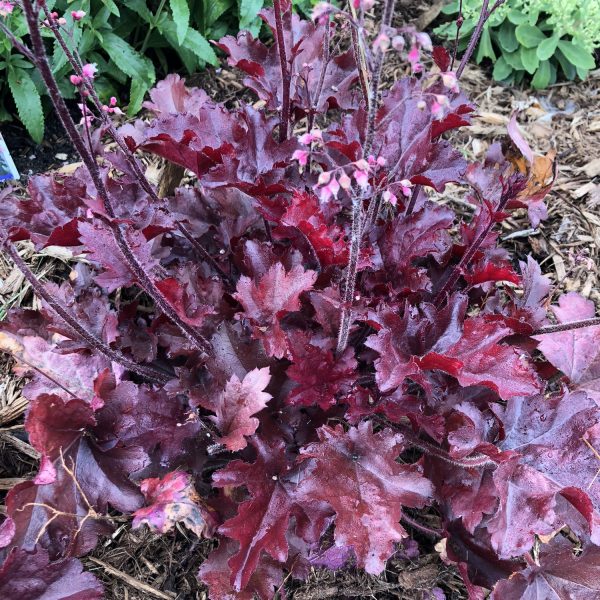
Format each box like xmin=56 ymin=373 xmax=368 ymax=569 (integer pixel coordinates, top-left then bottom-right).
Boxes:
xmin=2 ymin=53 xmax=600 ymax=597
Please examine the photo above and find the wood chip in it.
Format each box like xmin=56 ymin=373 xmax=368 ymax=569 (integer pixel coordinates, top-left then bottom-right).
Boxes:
xmin=0 ymin=432 xmax=40 ymax=459
xmin=553 ymin=254 xmax=567 ymax=281
xmin=87 ymin=558 xmax=176 ymax=599
xmin=0 ymin=477 xmax=28 ymax=490
xmin=580 ymin=158 xmax=600 ymax=178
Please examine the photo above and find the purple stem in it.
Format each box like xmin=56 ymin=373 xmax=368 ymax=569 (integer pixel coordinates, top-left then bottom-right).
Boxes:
xmin=396 ymin=424 xmax=496 ymax=468
xmin=450 ymin=0 xmax=463 ymax=71
xmin=273 ymin=0 xmax=291 ymax=142
xmin=42 ymin=8 xmax=233 ymax=289
xmin=2 ymin=240 xmax=169 ymax=385
xmin=19 ymin=0 xmax=210 ymax=354
xmin=336 ymin=0 xmax=396 ymax=354
xmin=456 ymin=0 xmax=505 ymax=79
xmin=432 ymin=190 xmax=509 ymax=308
xmin=401 ymin=513 xmax=442 ymax=538
xmin=533 ymin=317 xmax=600 ymax=335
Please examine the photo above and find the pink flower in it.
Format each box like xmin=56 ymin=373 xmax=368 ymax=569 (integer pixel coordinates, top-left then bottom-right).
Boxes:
xmin=292 ymin=149 xmax=310 ymax=166
xmin=399 ymin=179 xmax=413 ymax=196
xmin=299 ymin=130 xmax=322 ymax=145
xmin=417 ymin=100 xmax=426 ymax=110
xmin=355 ymin=158 xmax=369 ymax=171
xmin=318 ymin=177 xmax=340 ymax=203
xmin=57 ymin=16 xmax=66 ymax=25
xmin=70 ymin=74 xmax=83 ymax=86
xmin=373 ymin=33 xmax=390 ymax=54
xmin=110 ymin=106 xmax=124 ymax=116
xmin=81 ymin=63 xmax=97 ymax=79
xmin=442 ymin=71 xmax=459 ymax=93
xmin=353 ymin=169 xmax=369 ymax=189
xmin=0 ymin=1 xmax=14 ymax=16
xmin=71 ymin=10 xmax=86 ymax=20
xmin=382 ymin=190 xmax=397 ymax=206
xmin=318 ymin=171 xmax=331 ymax=185
xmin=407 ymin=46 xmax=420 ymax=65
xmin=109 ymin=96 xmax=118 ymax=107
xmin=431 ymin=95 xmax=449 ymax=118
xmin=311 ymin=2 xmax=332 ymax=21
xmin=339 ymin=172 xmax=352 ymax=190
xmin=415 ymin=32 xmax=432 ymax=52
xmin=376 ymin=156 xmax=386 ymax=167
xmin=392 ymin=35 xmax=405 ymax=52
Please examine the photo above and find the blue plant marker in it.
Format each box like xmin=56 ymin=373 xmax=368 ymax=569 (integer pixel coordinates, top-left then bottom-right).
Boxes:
xmin=0 ymin=132 xmax=20 ymax=182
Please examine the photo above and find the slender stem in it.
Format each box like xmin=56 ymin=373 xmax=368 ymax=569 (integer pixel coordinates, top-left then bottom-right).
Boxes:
xmin=336 ymin=0 xmax=396 ymax=354
xmin=533 ymin=317 xmax=600 ymax=335
xmin=336 ymin=196 xmax=363 ymax=354
xmin=18 ymin=0 xmax=211 ymax=355
xmin=140 ymin=0 xmax=167 ymax=54
xmin=404 ymin=184 xmax=422 ymax=217
xmin=2 ymin=240 xmax=169 ymax=385
xmin=0 ymin=20 xmax=35 ymax=62
xmin=42 ymin=8 xmax=232 ymax=289
xmin=456 ymin=0 xmax=505 ymax=79
xmin=450 ymin=0 xmax=463 ymax=71
xmin=394 ymin=423 xmax=496 ymax=468
xmin=348 ymin=2 xmax=369 ymax=108
xmin=308 ymin=18 xmax=331 ymax=131
xmin=401 ymin=513 xmax=442 ymax=538
xmin=273 ymin=0 xmax=291 ymax=142
xmin=432 ymin=189 xmax=511 ymax=308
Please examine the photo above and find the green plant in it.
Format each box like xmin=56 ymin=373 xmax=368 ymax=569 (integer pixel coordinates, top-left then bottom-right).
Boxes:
xmin=0 ymin=0 xmax=266 ymax=142
xmin=435 ymin=0 xmax=600 ymax=88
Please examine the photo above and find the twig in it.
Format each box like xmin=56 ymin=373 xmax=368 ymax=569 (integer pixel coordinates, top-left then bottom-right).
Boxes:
xmin=0 ymin=432 xmax=40 ymax=460
xmin=401 ymin=513 xmax=442 ymax=538
xmin=88 ymin=557 xmax=176 ymax=599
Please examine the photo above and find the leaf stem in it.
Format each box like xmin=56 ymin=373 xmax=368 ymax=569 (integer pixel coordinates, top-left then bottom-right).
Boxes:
xmin=18 ymin=0 xmax=211 ymax=355
xmin=273 ymin=0 xmax=291 ymax=142
xmin=533 ymin=317 xmax=600 ymax=335
xmin=2 ymin=240 xmax=170 ymax=385
xmin=456 ymin=0 xmax=505 ymax=79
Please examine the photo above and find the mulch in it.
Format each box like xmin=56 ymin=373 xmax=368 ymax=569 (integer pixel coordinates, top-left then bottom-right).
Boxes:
xmin=2 ymin=12 xmax=600 ymax=598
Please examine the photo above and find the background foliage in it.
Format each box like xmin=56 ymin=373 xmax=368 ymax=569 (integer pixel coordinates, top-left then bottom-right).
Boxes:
xmin=0 ymin=0 xmax=265 ymax=142
xmin=435 ymin=0 xmax=600 ymax=88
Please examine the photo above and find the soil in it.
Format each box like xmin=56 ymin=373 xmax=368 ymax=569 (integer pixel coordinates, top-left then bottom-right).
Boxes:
xmin=2 ymin=4 xmax=600 ymax=598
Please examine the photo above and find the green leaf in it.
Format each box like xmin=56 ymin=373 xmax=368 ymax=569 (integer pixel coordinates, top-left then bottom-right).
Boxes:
xmin=100 ymin=0 xmax=120 ymax=16
xmin=504 ymin=50 xmax=524 ymax=71
xmin=99 ymin=32 xmax=156 ymax=85
xmin=238 ymin=0 xmax=263 ymax=36
xmin=507 ymin=9 xmax=528 ymax=25
xmin=520 ymin=46 xmax=539 ymax=74
xmin=515 ymin=24 xmax=546 ymax=48
xmin=557 ymin=39 xmax=596 ymax=70
xmin=128 ymin=77 xmax=149 ymax=116
xmin=475 ymin=27 xmax=495 ymax=63
xmin=493 ymin=56 xmax=513 ymax=81
xmin=170 ymin=0 xmax=190 ymax=45
xmin=52 ymin=24 xmax=82 ymax=73
xmin=555 ymin=48 xmax=577 ymax=79
xmin=576 ymin=65 xmax=589 ymax=81
xmin=8 ymin=67 xmax=44 ymax=143
xmin=532 ymin=60 xmax=551 ymax=89
xmin=157 ymin=18 xmax=198 ymax=73
xmin=122 ymin=0 xmax=154 ymax=23
xmin=498 ymin=20 xmax=519 ymax=52
xmin=184 ymin=28 xmax=219 ymax=66
xmin=203 ymin=0 xmax=234 ymax=30
xmin=537 ymin=34 xmax=559 ymax=61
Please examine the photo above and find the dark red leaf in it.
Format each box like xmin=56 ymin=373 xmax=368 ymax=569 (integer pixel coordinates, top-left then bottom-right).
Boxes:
xmin=0 ymin=546 xmax=103 ymax=600
xmin=491 ymin=538 xmax=600 ymax=599
xmin=298 ymin=422 xmax=432 ymax=574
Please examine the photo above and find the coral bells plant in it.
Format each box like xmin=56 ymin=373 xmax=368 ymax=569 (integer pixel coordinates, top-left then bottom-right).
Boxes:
xmin=2 ymin=0 xmax=600 ymax=598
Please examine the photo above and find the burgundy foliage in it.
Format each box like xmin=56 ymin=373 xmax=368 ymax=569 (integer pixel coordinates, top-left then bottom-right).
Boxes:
xmin=2 ymin=4 xmax=600 ymax=599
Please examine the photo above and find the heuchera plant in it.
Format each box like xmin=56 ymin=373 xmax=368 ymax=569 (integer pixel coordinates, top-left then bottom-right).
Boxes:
xmin=2 ymin=0 xmax=600 ymax=598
